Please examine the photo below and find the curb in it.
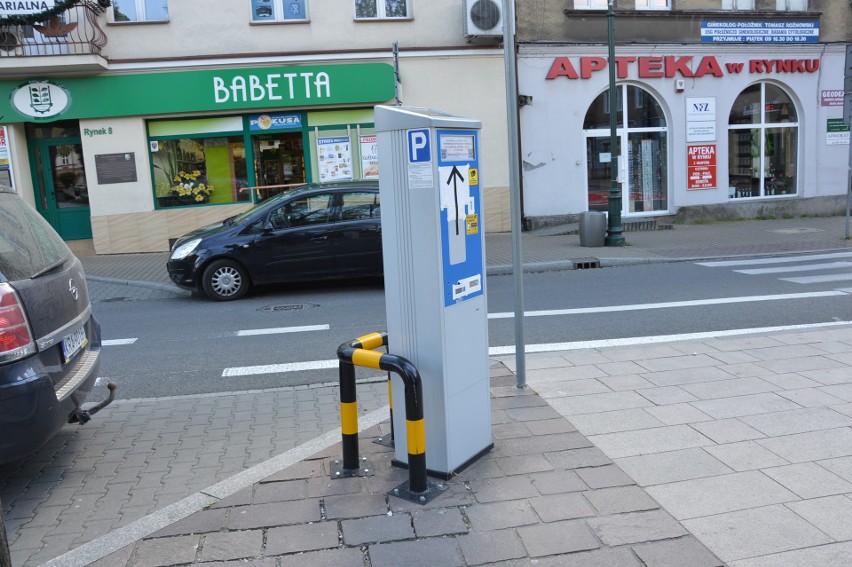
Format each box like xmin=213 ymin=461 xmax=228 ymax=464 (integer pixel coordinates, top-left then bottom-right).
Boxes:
xmin=85 ymin=275 xmax=192 ymax=297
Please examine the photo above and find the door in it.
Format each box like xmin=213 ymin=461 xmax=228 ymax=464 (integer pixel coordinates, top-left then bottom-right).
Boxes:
xmin=33 ymin=139 xmax=92 ymax=240
xmin=245 ymin=192 xmax=335 ymax=282
xmin=330 ymin=190 xmax=382 ymax=275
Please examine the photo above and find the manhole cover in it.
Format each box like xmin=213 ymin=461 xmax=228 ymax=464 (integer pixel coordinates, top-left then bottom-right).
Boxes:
xmin=768 ymin=228 xmax=824 ymax=234
xmin=258 ymin=303 xmax=319 ymax=312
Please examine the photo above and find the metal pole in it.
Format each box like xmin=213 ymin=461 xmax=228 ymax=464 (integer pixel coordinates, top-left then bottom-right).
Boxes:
xmin=503 ymin=0 xmax=527 ymax=387
xmin=844 ymin=45 xmax=851 ymax=239
xmin=605 ymin=0 xmax=625 ymax=246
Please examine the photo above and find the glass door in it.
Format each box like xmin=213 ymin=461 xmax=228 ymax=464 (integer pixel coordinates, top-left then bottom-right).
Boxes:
xmin=33 ymin=139 xmax=92 ymax=240
xmin=626 ymin=132 xmax=667 ymax=213
xmin=252 ymin=132 xmax=305 ymax=201
xmin=586 ymin=135 xmax=617 ymax=213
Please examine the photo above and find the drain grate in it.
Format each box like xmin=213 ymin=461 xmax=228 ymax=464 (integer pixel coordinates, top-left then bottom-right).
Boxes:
xmin=572 ymin=258 xmax=601 ymax=270
xmin=258 ymin=303 xmax=319 ymax=312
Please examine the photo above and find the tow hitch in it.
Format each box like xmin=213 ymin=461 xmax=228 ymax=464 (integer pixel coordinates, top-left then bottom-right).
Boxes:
xmin=69 ymin=382 xmax=117 ymax=425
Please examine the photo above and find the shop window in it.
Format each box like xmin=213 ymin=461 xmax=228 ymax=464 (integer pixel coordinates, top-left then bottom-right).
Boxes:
xmin=354 ymin=0 xmax=410 ymax=19
xmin=573 ymin=0 xmax=607 ymax=9
xmin=151 ymin=136 xmax=248 ymax=208
xmin=251 ymin=0 xmax=309 ymax=22
xmin=728 ymin=82 xmax=798 ymax=200
xmin=721 ymin=0 xmax=755 ymax=9
xmin=636 ymin=0 xmax=670 ymax=10
xmin=583 ymin=85 xmax=668 ymax=215
xmin=112 ymin=0 xmax=169 ymax=22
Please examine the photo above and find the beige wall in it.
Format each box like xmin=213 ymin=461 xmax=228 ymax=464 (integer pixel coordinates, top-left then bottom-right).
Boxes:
xmin=102 ymin=0 xmax=470 ymax=61
xmin=80 ymin=117 xmax=155 ymax=216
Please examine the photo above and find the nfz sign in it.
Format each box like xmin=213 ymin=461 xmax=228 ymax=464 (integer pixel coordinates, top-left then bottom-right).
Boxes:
xmin=407 ymin=129 xmax=431 ymax=163
xmin=686 ymin=97 xmax=716 ymax=121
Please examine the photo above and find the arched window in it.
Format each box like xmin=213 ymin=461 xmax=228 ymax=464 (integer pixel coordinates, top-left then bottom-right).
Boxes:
xmin=728 ymin=83 xmax=798 ymax=199
xmin=583 ymin=85 xmax=668 ymax=215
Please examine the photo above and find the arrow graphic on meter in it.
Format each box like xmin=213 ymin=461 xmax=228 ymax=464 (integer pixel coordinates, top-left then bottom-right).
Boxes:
xmin=439 ymin=164 xmax=472 ymax=265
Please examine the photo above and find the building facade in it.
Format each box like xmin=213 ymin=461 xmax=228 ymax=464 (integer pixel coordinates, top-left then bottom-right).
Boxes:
xmin=0 ymin=0 xmax=510 ymax=254
xmin=516 ymin=0 xmax=852 ymax=227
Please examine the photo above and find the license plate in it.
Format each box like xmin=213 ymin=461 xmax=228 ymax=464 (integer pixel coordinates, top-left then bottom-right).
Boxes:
xmin=61 ymin=327 xmax=88 ymax=364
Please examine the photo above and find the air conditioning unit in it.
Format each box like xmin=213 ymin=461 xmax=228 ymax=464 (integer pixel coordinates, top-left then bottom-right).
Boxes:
xmin=464 ymin=0 xmax=503 ymax=40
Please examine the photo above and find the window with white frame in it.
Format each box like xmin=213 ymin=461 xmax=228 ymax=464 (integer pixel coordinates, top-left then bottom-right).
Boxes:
xmin=251 ymin=0 xmax=309 ymax=22
xmin=112 ymin=0 xmax=169 ymax=22
xmin=354 ymin=0 xmax=410 ymax=19
xmin=636 ymin=0 xmax=670 ymax=9
xmin=722 ymin=0 xmax=755 ymax=9
xmin=776 ymin=0 xmax=808 ymax=11
xmin=574 ymin=0 xmax=607 ymax=9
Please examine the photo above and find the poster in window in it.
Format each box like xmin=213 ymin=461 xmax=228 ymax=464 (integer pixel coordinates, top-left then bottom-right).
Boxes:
xmin=317 ymin=136 xmax=353 ymax=182
xmin=360 ymin=135 xmax=378 ymax=179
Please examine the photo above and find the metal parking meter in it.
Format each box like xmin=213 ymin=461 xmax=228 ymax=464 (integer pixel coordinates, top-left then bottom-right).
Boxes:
xmin=375 ymin=106 xmax=492 ymax=477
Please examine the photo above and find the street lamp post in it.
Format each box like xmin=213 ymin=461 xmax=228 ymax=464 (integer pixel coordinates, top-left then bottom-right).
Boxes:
xmin=605 ymin=0 xmax=625 ymax=246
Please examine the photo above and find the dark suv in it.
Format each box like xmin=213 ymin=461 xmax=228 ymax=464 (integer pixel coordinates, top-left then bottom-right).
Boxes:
xmin=0 ymin=185 xmax=106 ymax=464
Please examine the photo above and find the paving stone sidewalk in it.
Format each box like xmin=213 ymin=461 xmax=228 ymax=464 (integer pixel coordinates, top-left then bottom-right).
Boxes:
xmin=81 ymin=364 xmax=724 ymax=567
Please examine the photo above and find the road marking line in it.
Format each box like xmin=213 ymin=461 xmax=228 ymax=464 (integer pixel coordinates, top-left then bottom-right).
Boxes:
xmin=487 ymin=291 xmax=846 ymax=319
xmin=223 ymin=359 xmax=339 ymax=377
xmin=223 ymin=321 xmax=852 ymax=376
xmin=698 ymin=252 xmax=852 ymax=267
xmin=487 ymin=321 xmax=852 ymax=356
xmin=236 ymin=324 xmax=329 ymax=337
xmin=734 ymin=262 xmax=852 ymax=275
xmin=102 ymin=338 xmax=137 ymax=346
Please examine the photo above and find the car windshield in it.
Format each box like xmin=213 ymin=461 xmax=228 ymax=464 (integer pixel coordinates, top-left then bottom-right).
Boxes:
xmin=0 ymin=190 xmax=72 ymax=281
xmin=227 ymin=186 xmax=307 ymax=226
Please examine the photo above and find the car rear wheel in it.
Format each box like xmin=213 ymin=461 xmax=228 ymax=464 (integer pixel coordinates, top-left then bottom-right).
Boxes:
xmin=202 ymin=260 xmax=250 ymax=301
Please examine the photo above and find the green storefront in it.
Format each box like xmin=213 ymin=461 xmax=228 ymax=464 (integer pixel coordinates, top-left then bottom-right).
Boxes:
xmin=0 ymin=62 xmax=395 ymax=245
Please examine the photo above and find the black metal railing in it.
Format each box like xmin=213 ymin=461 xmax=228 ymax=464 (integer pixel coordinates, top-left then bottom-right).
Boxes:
xmin=0 ymin=1 xmax=107 ymax=58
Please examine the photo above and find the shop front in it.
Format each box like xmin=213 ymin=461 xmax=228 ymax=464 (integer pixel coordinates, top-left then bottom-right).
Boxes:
xmin=0 ymin=62 xmax=394 ymax=253
xmin=517 ymin=44 xmax=849 ymax=226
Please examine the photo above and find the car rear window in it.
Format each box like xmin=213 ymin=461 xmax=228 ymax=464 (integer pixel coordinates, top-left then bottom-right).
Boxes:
xmin=0 ymin=192 xmax=72 ymax=281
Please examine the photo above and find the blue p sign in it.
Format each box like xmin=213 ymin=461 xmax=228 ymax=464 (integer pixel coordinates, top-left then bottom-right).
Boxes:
xmin=407 ymin=129 xmax=431 ymax=163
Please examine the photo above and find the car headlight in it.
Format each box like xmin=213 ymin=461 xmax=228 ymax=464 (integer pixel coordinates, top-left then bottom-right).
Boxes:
xmin=170 ymin=238 xmax=201 ymax=261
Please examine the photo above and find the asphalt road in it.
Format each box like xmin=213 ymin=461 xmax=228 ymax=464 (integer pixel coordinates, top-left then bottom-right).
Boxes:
xmin=90 ymin=252 xmax=852 ymax=400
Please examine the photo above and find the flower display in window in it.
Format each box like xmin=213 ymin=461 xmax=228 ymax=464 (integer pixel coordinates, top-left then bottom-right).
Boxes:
xmin=172 ymin=170 xmax=213 ymax=203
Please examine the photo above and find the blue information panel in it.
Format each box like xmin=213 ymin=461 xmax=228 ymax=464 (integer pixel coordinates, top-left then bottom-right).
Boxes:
xmin=701 ymin=21 xmax=819 ymax=43
xmin=437 ymin=129 xmax=483 ymax=308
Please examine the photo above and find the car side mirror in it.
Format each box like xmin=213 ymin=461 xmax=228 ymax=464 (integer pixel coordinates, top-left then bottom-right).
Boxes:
xmin=262 ymin=220 xmax=274 ymax=232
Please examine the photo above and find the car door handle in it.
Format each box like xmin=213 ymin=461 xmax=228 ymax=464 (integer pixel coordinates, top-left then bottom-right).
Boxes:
xmin=311 ymin=235 xmax=328 ymax=241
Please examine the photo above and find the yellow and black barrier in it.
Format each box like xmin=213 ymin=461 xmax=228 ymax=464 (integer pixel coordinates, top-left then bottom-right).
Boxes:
xmin=336 ymin=332 xmax=444 ymax=503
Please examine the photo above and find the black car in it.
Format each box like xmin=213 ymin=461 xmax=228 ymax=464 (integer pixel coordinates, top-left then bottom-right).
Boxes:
xmin=167 ymin=181 xmax=382 ymax=301
xmin=0 ymin=185 xmax=107 ymax=464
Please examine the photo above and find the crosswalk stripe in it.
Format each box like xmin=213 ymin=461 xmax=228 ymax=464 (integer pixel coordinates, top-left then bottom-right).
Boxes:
xmin=698 ymin=252 xmax=852 ymax=268
xmin=781 ymin=273 xmax=852 ymax=284
xmin=735 ymin=261 xmax=852 ymax=275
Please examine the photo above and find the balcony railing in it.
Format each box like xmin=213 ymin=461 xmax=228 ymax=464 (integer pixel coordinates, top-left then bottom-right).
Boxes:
xmin=0 ymin=1 xmax=107 ymax=58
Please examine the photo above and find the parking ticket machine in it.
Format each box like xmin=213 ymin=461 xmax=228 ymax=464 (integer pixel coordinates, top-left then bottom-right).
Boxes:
xmin=375 ymin=106 xmax=492 ymax=477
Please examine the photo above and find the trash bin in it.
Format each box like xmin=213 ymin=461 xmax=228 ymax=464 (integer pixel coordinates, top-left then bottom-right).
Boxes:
xmin=579 ymin=211 xmax=607 ymax=247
